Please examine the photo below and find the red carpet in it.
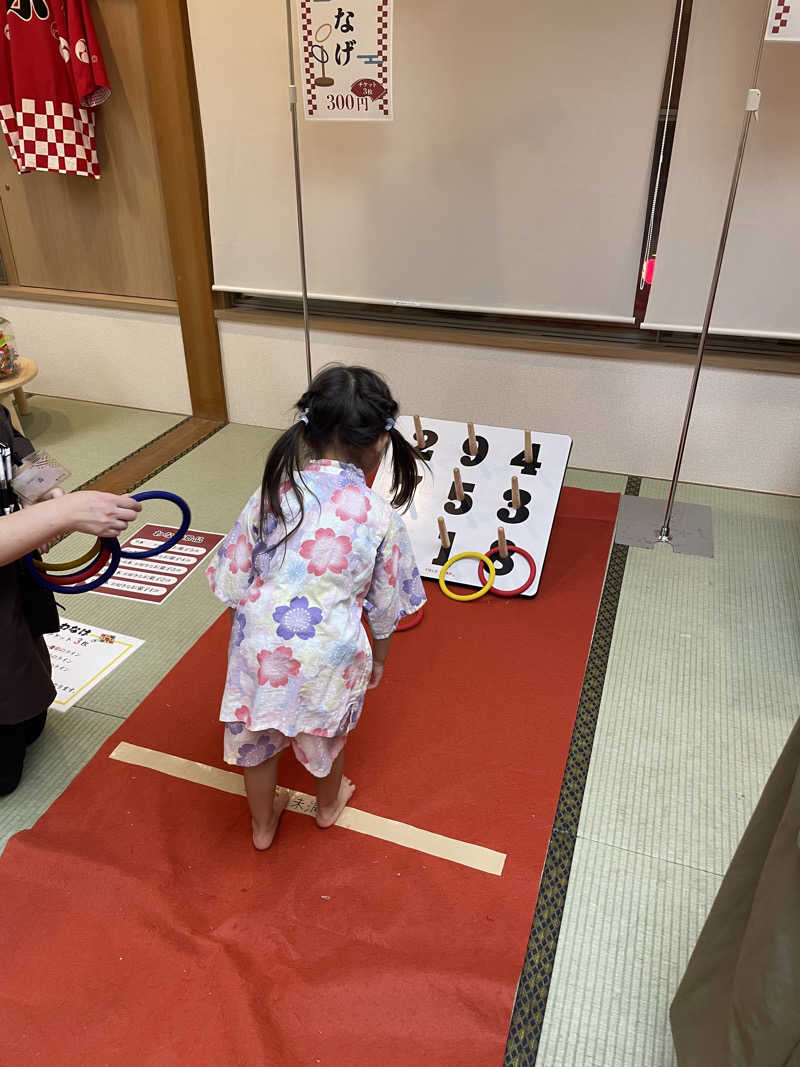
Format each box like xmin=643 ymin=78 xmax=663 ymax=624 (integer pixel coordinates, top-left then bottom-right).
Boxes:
xmin=0 ymin=487 xmax=618 ymax=1066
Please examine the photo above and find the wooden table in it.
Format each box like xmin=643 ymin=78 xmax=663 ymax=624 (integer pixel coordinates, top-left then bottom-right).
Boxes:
xmin=0 ymin=356 xmax=38 ymax=433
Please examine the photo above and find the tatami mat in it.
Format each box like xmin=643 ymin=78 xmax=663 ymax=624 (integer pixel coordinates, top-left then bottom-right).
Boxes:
xmin=582 ymin=480 xmax=800 ymax=873
xmin=21 ymin=395 xmax=185 ymax=489
xmin=537 ymin=477 xmax=800 ymax=1066
xmin=564 ymin=468 xmax=627 ymax=494
xmin=536 ymin=837 xmax=720 ymax=1067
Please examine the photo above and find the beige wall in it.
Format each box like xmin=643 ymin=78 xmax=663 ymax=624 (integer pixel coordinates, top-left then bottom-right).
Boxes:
xmin=1 ymin=299 xmax=191 ymax=414
xmin=5 ymin=296 xmax=796 ymax=494
xmin=219 ymin=319 xmax=800 ymax=496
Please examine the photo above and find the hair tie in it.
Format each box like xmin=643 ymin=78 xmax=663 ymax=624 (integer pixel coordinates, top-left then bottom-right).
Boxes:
xmin=385 ymin=418 xmax=395 ymax=431
xmin=298 ymin=412 xmax=309 ymax=425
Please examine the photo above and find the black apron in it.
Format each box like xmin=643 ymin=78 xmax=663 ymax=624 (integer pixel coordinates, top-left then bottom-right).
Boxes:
xmin=0 ymin=404 xmax=58 ymax=725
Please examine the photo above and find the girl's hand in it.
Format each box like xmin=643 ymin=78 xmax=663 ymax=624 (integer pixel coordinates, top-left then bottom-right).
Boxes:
xmin=367 ymin=661 xmax=384 ymax=690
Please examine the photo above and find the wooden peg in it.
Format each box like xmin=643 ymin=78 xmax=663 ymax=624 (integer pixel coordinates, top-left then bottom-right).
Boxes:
xmin=453 ymin=467 xmax=464 ymax=501
xmin=497 ymin=526 xmax=509 ymax=559
xmin=413 ymin=415 xmax=425 ymax=449
xmin=524 ymin=430 xmax=533 ymax=464
xmin=511 ymin=476 xmax=521 ymax=510
xmin=437 ymin=516 xmax=450 ymax=549
xmin=467 ymin=421 xmax=477 ymax=457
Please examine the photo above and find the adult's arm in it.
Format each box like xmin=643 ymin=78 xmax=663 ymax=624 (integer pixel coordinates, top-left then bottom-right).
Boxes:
xmin=0 ymin=491 xmax=141 ymax=567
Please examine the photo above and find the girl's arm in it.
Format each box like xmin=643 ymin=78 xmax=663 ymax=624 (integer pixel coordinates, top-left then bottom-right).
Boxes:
xmin=0 ymin=491 xmax=142 ymax=567
xmin=207 ymin=490 xmax=261 ymax=609
xmin=368 ymin=635 xmax=391 ymax=689
xmin=363 ymin=512 xmax=425 ymax=688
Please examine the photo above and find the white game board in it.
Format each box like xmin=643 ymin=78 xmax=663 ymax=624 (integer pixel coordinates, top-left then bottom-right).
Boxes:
xmin=372 ymin=416 xmax=572 ymax=597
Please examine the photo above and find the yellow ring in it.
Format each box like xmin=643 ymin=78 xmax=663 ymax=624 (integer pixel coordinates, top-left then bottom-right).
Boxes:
xmin=438 ymin=551 xmax=496 ymax=601
xmin=34 ymin=538 xmax=102 ymax=572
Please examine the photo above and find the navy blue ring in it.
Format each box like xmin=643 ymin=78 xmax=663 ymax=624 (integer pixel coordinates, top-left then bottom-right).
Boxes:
xmin=120 ymin=491 xmax=192 ymax=559
xmin=24 ymin=537 xmax=121 ymax=594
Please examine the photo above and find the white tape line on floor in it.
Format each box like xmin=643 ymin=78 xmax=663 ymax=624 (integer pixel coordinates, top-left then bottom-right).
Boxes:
xmin=109 ymin=741 xmax=506 ymax=876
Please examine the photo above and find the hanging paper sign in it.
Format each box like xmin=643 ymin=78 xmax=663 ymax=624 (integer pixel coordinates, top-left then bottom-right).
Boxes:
xmin=298 ymin=0 xmax=392 ymax=121
xmin=766 ymin=0 xmax=800 ymax=39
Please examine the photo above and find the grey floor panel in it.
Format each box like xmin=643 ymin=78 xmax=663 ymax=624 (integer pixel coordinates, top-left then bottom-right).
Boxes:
xmin=536 ymin=838 xmax=720 ymax=1067
xmin=0 ymin=706 xmax=122 ymax=855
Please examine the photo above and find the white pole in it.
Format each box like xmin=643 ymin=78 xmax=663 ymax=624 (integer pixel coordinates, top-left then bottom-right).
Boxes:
xmin=284 ymin=0 xmax=313 ymax=388
xmin=658 ymin=0 xmax=774 ymax=541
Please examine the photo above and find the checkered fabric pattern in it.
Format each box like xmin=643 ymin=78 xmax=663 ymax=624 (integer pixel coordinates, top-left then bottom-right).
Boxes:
xmin=0 ymin=103 xmax=21 ymax=169
xmin=14 ymin=98 xmax=99 ymax=177
xmin=376 ymin=0 xmax=390 ymax=115
xmin=771 ymin=1 xmax=791 ymax=33
xmin=299 ymin=0 xmax=318 ymax=117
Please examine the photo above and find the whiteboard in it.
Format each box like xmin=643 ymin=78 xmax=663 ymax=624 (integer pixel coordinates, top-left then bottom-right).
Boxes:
xmin=187 ymin=0 xmax=675 ymax=321
xmin=645 ymin=0 xmax=800 ymax=338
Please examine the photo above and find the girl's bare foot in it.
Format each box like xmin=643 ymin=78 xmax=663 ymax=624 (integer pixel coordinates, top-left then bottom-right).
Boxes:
xmin=316 ymin=776 xmax=355 ymax=829
xmin=251 ymin=788 xmax=290 ymax=850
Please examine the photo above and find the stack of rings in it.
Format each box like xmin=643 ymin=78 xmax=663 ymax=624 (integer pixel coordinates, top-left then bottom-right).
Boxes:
xmin=24 ymin=490 xmax=191 ymax=595
xmin=438 ymin=544 xmax=537 ymax=601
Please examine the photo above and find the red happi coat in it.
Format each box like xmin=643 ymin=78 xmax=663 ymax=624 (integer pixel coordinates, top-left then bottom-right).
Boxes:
xmin=0 ymin=0 xmax=110 ymax=179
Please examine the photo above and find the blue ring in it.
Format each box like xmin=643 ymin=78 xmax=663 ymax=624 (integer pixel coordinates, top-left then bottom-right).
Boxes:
xmin=24 ymin=538 xmax=121 ymax=594
xmin=120 ymin=491 xmax=192 ymax=559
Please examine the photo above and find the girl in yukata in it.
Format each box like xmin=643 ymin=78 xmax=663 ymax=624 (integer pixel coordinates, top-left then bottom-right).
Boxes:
xmin=209 ymin=365 xmax=426 ymax=850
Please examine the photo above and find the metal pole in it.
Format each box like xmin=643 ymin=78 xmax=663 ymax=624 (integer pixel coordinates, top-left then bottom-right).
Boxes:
xmin=658 ymin=0 xmax=773 ymax=541
xmin=284 ymin=0 xmax=314 ymax=387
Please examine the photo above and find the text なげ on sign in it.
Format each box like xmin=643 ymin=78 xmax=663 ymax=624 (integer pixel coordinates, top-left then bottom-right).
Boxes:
xmin=91 ymin=525 xmax=223 ymax=605
xmin=299 ymin=0 xmax=392 ymax=121
xmin=45 ymin=619 xmax=143 ymax=712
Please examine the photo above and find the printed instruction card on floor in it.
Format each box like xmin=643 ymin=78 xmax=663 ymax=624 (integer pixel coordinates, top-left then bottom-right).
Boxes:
xmin=45 ymin=620 xmax=143 ymax=712
xmin=92 ymin=525 xmax=224 ymax=605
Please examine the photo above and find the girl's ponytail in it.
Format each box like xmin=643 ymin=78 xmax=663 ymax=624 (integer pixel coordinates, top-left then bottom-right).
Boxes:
xmin=386 ymin=426 xmax=424 ymax=511
xmin=259 ymin=367 xmax=425 ymax=544
xmin=259 ymin=420 xmax=307 ymax=548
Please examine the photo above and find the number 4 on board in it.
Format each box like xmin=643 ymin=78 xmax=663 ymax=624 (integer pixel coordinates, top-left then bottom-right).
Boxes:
xmin=510 ymin=443 xmax=542 ymax=477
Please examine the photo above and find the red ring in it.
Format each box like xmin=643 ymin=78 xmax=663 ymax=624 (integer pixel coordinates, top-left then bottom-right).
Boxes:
xmin=43 ymin=547 xmax=112 ymax=586
xmin=477 ymin=545 xmax=536 ymax=597
xmin=396 ymin=606 xmax=424 ymax=631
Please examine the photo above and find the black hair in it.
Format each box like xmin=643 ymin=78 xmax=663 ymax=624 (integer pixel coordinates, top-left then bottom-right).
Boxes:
xmin=260 ymin=364 xmax=424 ymax=550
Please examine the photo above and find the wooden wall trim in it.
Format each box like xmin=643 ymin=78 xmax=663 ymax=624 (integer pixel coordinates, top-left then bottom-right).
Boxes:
xmin=0 ymin=198 xmax=19 ymax=286
xmin=137 ymin=0 xmax=227 ymax=422
xmin=77 ymin=416 xmax=225 ymax=496
xmin=215 ymin=306 xmax=800 ymax=377
xmin=0 ymin=286 xmax=178 ymax=316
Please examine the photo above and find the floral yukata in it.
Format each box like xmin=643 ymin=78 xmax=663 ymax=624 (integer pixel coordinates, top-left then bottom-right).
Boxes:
xmin=208 ymin=460 xmax=425 ymax=777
